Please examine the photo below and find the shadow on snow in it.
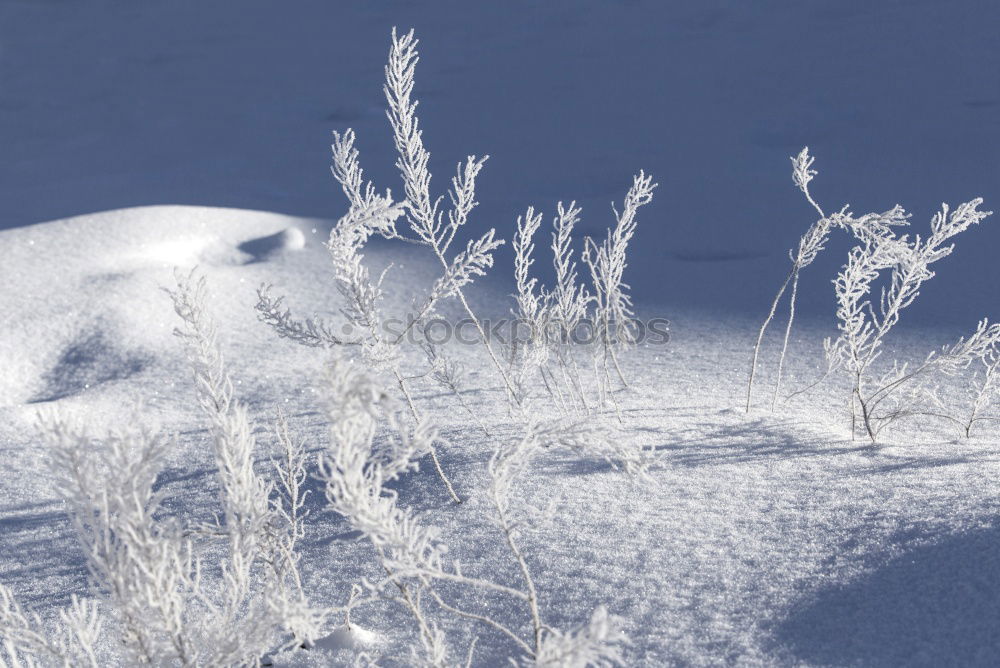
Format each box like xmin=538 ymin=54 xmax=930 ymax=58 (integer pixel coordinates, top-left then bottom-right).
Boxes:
xmin=774 ymin=521 xmax=1000 ymax=667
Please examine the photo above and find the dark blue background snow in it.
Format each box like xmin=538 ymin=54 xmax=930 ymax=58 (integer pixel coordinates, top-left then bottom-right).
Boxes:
xmin=1 ymin=0 xmax=997 ymax=324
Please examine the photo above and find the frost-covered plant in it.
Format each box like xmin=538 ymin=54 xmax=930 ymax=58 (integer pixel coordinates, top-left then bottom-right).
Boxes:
xmin=170 ymin=270 xmax=273 ymax=571
xmin=53 ymin=421 xmax=200 ymax=665
xmin=508 ymin=203 xmax=592 ymax=413
xmin=825 ymin=200 xmax=994 ymax=441
xmin=746 ymin=149 xmax=998 ymax=440
xmin=508 ymin=206 xmax=552 ymax=407
xmin=0 ymin=585 xmax=103 ymax=667
xmin=321 ymin=360 xmax=496 ymax=664
xmin=258 ymin=27 xmax=657 ymax=478
xmin=268 ymin=410 xmax=322 ymax=640
xmin=256 ymin=29 xmax=515 ymax=501
xmin=258 ymin=28 xmax=510 ymax=408
xmin=582 ymin=172 xmax=656 ymax=403
xmin=486 ymin=420 xmax=631 ymax=664
xmin=533 ymin=607 xmax=627 ymax=668
xmin=381 ymin=28 xmax=519 ymax=405
xmin=317 ymin=358 xmax=450 ymax=663
xmin=18 ymin=419 xmax=198 ymax=667
xmin=0 ymin=414 xmax=305 ymax=667
xmin=510 ymin=176 xmax=654 ymax=417
xmin=547 ymin=202 xmax=593 ymax=411
xmin=532 ymin=416 xmax=659 ymax=480
xmin=257 ymin=127 xmax=466 ymax=504
xmin=335 ymin=130 xmax=469 ymax=502
xmin=170 ymin=270 xmax=326 ymax=644
xmin=0 ymin=273 xmax=335 ymax=667
xmin=747 ymin=148 xmax=835 ymax=412
xmin=319 ymin=357 xmax=629 ymax=665
xmin=746 ymin=148 xmax=920 ymax=412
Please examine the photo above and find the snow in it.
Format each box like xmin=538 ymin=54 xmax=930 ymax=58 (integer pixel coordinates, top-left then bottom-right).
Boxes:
xmin=2 ymin=1 xmax=1000 ymax=665
xmin=1 ymin=205 xmax=999 ymax=664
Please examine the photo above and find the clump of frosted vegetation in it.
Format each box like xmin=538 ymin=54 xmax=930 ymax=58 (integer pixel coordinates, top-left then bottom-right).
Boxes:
xmin=0 ymin=272 xmax=328 ymax=666
xmin=256 ymin=28 xmax=658 ymax=490
xmin=509 ymin=173 xmax=657 ymax=419
xmin=826 ymin=202 xmax=997 ymax=441
xmin=749 ymin=148 xmax=1000 ymax=443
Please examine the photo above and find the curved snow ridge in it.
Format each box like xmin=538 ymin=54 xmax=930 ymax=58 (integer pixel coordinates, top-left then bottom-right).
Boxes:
xmin=0 ymin=205 xmax=319 ymax=271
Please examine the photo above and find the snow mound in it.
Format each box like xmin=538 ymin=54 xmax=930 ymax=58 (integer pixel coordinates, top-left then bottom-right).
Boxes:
xmin=0 ymin=205 xmax=328 ymax=407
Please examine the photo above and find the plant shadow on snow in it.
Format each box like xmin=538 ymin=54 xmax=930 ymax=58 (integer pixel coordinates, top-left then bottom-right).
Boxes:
xmin=653 ymin=407 xmax=870 ymax=467
xmin=0 ymin=502 xmax=87 ymax=608
xmin=621 ymin=402 xmax=1000 ymax=473
xmin=660 ymin=424 xmax=992 ymax=473
xmin=530 ymin=404 xmax=871 ymax=478
xmin=861 ymin=451 xmax=986 ymax=475
xmin=773 ymin=521 xmax=1000 ymax=666
xmin=28 ymin=328 xmax=151 ymax=404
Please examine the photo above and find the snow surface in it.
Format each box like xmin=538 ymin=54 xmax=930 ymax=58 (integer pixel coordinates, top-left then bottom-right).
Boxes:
xmin=3 ymin=1 xmax=1000 ymax=665
xmin=2 ymin=205 xmax=1000 ymax=665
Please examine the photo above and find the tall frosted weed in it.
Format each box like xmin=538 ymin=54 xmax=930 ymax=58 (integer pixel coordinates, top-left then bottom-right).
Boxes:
xmin=748 ymin=149 xmax=999 ymax=442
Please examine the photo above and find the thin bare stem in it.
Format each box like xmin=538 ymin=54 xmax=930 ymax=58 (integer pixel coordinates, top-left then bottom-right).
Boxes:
xmin=771 ymin=266 xmax=801 ymax=411
xmin=747 ymin=267 xmax=794 ymax=412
